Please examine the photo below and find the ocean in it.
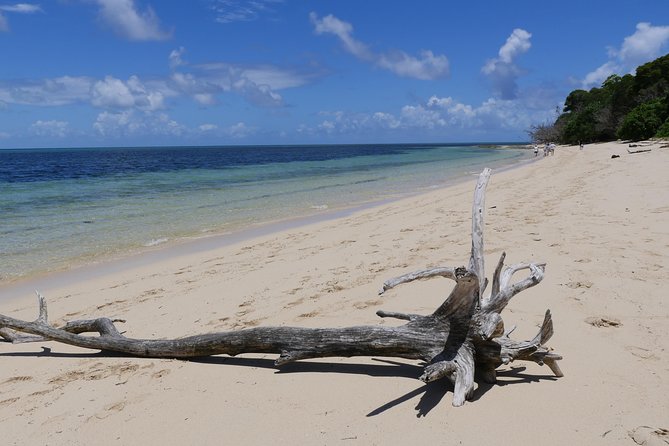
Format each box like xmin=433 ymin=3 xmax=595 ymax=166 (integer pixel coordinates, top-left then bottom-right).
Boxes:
xmin=0 ymin=143 xmax=530 ymax=282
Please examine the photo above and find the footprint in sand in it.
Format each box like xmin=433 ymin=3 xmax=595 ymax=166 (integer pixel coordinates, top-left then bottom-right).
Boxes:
xmin=298 ymin=311 xmax=319 ymax=318
xmin=284 ymin=297 xmax=305 ymax=309
xmin=49 ymin=361 xmax=145 ymax=386
xmin=565 ymin=280 xmax=593 ymax=289
xmin=323 ymin=280 xmax=345 ymax=293
xmin=88 ymin=401 xmax=128 ymax=421
xmin=206 ymin=317 xmax=230 ymax=327
xmin=286 ymin=287 xmax=303 ymax=295
xmin=0 ymin=395 xmax=21 ymax=407
xmin=231 ymin=318 xmax=264 ymax=329
xmin=2 ymin=375 xmax=33 ymax=384
xmin=625 ymin=346 xmax=659 ymax=361
xmin=368 ymin=263 xmax=386 ymax=273
xmin=353 ymin=299 xmax=383 ymax=310
xmin=96 ymin=299 xmax=127 ymax=310
xmin=138 ymin=288 xmax=164 ymax=302
xmin=629 ymin=426 xmax=669 ymax=445
xmin=151 ymin=369 xmax=170 ymax=379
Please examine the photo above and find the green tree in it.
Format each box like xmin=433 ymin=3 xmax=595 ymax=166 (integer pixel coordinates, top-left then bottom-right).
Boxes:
xmin=563 ymin=89 xmax=590 ymax=113
xmin=617 ymin=100 xmax=666 ymax=140
xmin=656 ymin=118 xmax=669 ymax=138
xmin=634 ymin=54 xmax=669 ymax=102
xmin=535 ymin=53 xmax=669 ymax=144
xmin=561 ymin=103 xmax=599 ymax=144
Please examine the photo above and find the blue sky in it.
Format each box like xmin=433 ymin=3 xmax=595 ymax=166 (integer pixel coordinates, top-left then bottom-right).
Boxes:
xmin=1 ymin=0 xmax=668 ymax=148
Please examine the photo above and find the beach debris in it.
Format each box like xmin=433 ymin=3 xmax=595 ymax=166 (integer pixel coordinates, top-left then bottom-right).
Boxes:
xmin=0 ymin=169 xmax=563 ymax=407
xmin=585 ymin=316 xmax=622 ymax=328
xmin=628 ymin=147 xmax=652 ymax=154
xmin=612 ymin=154 xmax=621 ymax=159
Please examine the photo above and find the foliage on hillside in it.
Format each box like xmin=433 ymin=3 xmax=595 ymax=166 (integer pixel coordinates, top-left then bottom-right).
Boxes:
xmin=529 ymin=54 xmax=669 ymax=143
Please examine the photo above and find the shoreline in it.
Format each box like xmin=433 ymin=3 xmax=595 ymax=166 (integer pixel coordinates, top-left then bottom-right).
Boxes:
xmin=1 ymin=143 xmax=531 ymax=285
xmin=0 ymin=150 xmax=536 ymax=302
xmin=1 ymin=140 xmax=667 ymax=445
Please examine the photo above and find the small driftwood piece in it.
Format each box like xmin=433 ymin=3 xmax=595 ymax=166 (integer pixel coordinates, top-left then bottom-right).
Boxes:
xmin=627 ymin=147 xmax=652 ymax=154
xmin=0 ymin=169 xmax=562 ymax=406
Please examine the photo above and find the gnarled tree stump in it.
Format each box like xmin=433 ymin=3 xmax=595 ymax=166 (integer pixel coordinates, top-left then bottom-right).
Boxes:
xmin=0 ymin=168 xmax=562 ymax=406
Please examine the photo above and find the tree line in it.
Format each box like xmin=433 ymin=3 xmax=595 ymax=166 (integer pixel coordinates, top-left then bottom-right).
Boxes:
xmin=529 ymin=53 xmax=669 ymax=144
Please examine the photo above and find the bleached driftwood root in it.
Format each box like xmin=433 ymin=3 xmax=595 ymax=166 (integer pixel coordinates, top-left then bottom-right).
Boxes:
xmin=0 ymin=168 xmax=562 ymax=407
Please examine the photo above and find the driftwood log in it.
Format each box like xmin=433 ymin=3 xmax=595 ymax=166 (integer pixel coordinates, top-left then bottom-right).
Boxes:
xmin=0 ymin=168 xmax=562 ymax=406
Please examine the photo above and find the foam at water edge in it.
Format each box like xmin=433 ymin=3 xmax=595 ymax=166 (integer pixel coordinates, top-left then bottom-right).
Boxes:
xmin=144 ymin=238 xmax=169 ymax=247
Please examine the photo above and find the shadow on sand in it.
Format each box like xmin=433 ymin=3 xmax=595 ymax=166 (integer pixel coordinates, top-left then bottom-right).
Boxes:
xmin=0 ymin=347 xmax=558 ymax=417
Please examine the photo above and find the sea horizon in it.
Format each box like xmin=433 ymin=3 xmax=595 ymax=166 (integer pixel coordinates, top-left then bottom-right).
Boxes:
xmin=0 ymin=140 xmax=530 ymax=151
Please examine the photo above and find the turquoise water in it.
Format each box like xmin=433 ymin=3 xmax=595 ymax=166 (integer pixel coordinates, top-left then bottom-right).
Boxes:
xmin=0 ymin=144 xmax=530 ymax=281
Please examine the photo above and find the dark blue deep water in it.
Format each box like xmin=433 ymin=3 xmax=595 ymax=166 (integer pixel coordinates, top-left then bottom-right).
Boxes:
xmin=1 ymin=143 xmax=502 ymax=182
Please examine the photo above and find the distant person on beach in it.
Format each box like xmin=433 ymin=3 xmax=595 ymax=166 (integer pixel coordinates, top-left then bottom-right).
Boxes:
xmin=579 ymin=141 xmax=584 ymax=150
xmin=534 ymin=145 xmax=539 ymax=156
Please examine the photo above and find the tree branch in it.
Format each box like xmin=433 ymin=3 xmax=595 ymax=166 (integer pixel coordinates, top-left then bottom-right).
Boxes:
xmin=469 ymin=168 xmax=491 ymax=300
xmin=378 ymin=267 xmax=456 ymax=294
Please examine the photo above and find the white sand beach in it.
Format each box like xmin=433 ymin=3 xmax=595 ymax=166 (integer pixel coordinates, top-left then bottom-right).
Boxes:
xmin=1 ymin=141 xmax=668 ymax=445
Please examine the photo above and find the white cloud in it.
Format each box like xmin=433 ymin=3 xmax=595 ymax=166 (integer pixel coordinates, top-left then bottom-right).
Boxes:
xmin=0 ymin=2 xmax=43 ymax=32
xmin=0 ymin=76 xmax=92 ymax=106
xmin=307 ymin=90 xmax=558 ymax=139
xmin=310 ymin=12 xmax=372 ymax=60
xmin=225 ymin=121 xmax=253 ymax=138
xmin=427 ymin=96 xmax=452 ymax=108
xmin=318 ymin=120 xmax=335 ymax=133
xmin=93 ymin=110 xmax=185 ymax=137
xmin=91 ymin=76 xmax=136 ymax=108
xmin=497 ymin=28 xmax=532 ymax=64
xmin=0 ymin=74 xmax=176 ymax=113
xmin=582 ymin=22 xmax=669 ymax=89
xmin=210 ymin=0 xmax=283 ymax=24
xmin=581 ymin=62 xmax=618 ymax=90
xmin=169 ymin=47 xmax=186 ymax=70
xmin=0 ymin=3 xmax=43 ymax=13
xmin=90 ymin=75 xmax=167 ymax=110
xmin=175 ymin=64 xmax=294 ymax=107
xmin=0 ymin=51 xmax=325 ymax=143
xmin=427 ymin=95 xmax=476 ymax=121
xmin=93 ymin=110 xmax=137 ymax=136
xmin=93 ymin=0 xmax=171 ymax=41
xmin=482 ymin=29 xmax=532 ymax=100
xmin=240 ymin=65 xmax=315 ymax=89
xmin=235 ymin=80 xmax=283 ymax=107
xmin=400 ymin=104 xmax=445 ymax=129
xmin=0 ymin=59 xmax=310 ymax=114
xmin=31 ymin=120 xmax=69 ymax=138
xmin=198 ymin=123 xmax=218 ymax=131
xmin=372 ymin=112 xmax=400 ymax=129
xmin=377 ymin=50 xmax=449 ymax=81
xmin=310 ymin=12 xmax=449 ymax=80
xmin=618 ymin=22 xmax=669 ymax=67
xmin=194 ymin=93 xmax=216 ymax=105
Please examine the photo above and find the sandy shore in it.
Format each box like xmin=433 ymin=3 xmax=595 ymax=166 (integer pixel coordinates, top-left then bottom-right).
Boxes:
xmin=1 ymin=141 xmax=667 ymax=445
